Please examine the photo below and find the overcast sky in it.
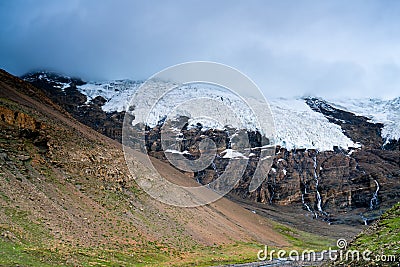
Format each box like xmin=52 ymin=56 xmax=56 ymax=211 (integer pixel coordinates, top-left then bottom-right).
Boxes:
xmin=1 ymin=0 xmax=400 ymax=99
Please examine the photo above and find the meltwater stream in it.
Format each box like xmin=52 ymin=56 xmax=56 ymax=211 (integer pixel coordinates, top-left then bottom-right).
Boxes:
xmin=313 ymin=152 xmax=327 ymax=217
xmin=370 ymin=179 xmax=380 ymax=210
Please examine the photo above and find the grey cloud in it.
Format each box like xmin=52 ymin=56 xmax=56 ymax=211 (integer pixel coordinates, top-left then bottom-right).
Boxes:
xmin=1 ymin=0 xmax=399 ymax=99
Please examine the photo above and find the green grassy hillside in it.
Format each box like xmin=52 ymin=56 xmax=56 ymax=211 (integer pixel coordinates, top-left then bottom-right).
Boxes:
xmin=330 ymin=202 xmax=400 ymax=266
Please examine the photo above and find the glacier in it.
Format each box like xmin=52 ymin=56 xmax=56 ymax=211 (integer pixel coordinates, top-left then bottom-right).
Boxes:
xmin=75 ymin=79 xmax=397 ymax=151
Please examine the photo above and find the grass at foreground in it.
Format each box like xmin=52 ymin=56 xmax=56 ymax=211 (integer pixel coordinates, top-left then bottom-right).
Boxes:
xmin=329 ymin=202 xmax=400 ymax=267
xmin=0 ymin=239 xmax=170 ymax=267
xmin=0 ymin=239 xmax=257 ymax=267
xmin=0 ymin=223 xmax=335 ymax=267
xmin=271 ymin=222 xmax=335 ymax=251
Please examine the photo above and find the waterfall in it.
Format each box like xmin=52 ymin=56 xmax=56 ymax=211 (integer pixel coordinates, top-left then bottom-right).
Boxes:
xmin=315 ymin=178 xmax=323 ymax=212
xmin=360 ymin=214 xmax=368 ymax=225
xmin=269 ymin=170 xmax=277 ymax=204
xmin=313 ymin=152 xmax=328 ymax=216
xmin=211 ymin=162 xmax=219 ymax=177
xmin=370 ymin=179 xmax=380 ymax=210
xmin=225 ymin=129 xmax=232 ymax=149
xmin=269 ymin=188 xmax=274 ymax=205
xmin=301 ymin=179 xmax=316 ymax=217
xmin=301 ymin=192 xmax=316 ymax=217
xmin=196 ymin=171 xmax=203 ymax=184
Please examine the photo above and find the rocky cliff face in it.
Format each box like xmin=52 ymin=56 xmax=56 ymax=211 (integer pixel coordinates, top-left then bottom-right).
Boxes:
xmin=142 ymin=101 xmax=400 ymax=226
xmin=24 ymin=72 xmax=400 ymax=227
xmin=145 ymin=128 xmax=400 ymax=225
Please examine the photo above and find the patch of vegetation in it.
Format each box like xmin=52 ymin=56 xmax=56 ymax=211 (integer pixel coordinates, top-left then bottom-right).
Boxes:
xmin=329 ymin=202 xmax=400 ymax=266
xmin=0 ymin=240 xmax=65 ymax=267
xmin=0 ymin=235 xmax=299 ymax=267
xmin=2 ymin=207 xmax=52 ymax=245
xmin=0 ymin=239 xmax=171 ymax=267
xmin=272 ymin=222 xmax=335 ymax=250
xmin=165 ymin=242 xmax=268 ymax=267
xmin=0 ymin=190 xmax=9 ymax=201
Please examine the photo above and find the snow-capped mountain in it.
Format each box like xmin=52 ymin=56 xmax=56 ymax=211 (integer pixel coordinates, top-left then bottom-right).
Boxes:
xmin=74 ymin=79 xmax=397 ymax=151
xmin=327 ymin=98 xmax=400 ymax=144
xmin=22 ymin=72 xmax=400 ymax=151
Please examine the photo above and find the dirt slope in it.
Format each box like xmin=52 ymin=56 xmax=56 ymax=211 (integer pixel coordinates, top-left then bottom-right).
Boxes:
xmin=0 ymin=69 xmax=295 ymax=266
